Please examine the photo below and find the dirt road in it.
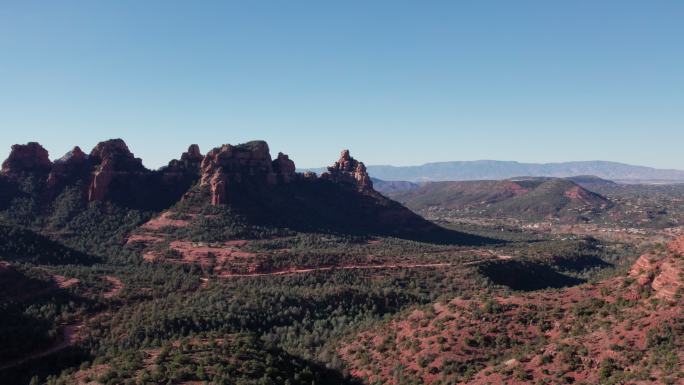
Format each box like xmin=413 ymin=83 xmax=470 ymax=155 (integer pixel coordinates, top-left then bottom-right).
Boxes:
xmin=0 ymin=323 xmax=83 ymax=371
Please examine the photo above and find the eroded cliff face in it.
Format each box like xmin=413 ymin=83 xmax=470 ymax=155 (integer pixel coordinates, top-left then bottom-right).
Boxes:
xmin=1 ymin=140 xmax=382 ymax=210
xmin=198 ymin=141 xmax=298 ymax=205
xmin=197 ymin=145 xmax=377 ymax=206
xmin=87 ymin=139 xmax=147 ymax=202
xmin=46 ymin=146 xmax=90 ymax=194
xmin=1 ymin=139 xmax=459 ymax=243
xmin=629 ymin=237 xmax=684 ymax=301
xmin=272 ymin=152 xmax=296 ymax=183
xmin=321 ymin=149 xmax=373 ymax=191
xmin=166 ymin=144 xmax=203 ymax=174
xmin=1 ymin=139 xmax=201 ymax=210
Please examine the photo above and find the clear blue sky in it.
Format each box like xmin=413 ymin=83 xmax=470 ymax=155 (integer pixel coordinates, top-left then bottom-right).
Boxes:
xmin=1 ymin=1 xmax=682 ymax=169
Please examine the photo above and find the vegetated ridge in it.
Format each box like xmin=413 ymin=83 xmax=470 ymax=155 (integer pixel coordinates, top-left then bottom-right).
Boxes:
xmin=389 ymin=178 xmax=612 ymax=222
xmin=305 ymin=160 xmax=684 ymax=183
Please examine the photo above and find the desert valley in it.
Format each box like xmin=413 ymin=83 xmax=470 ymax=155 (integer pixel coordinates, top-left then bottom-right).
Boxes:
xmin=0 ymin=139 xmax=681 ymax=385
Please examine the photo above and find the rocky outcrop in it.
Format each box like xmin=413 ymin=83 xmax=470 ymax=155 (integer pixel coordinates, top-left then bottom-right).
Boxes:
xmin=156 ymin=145 xmax=206 ymax=204
xmin=629 ymin=253 xmax=660 ymax=286
xmin=183 ymin=144 xmax=203 ymax=163
xmin=208 ymin=172 xmax=228 ymax=205
xmin=0 ymin=138 xmax=186 ymax=208
xmin=47 ymin=147 xmax=89 ymax=190
xmin=166 ymin=144 xmax=203 ymax=173
xmin=87 ymin=139 xmax=147 ymax=202
xmin=84 ymin=139 xmax=197 ymax=209
xmin=200 ymin=141 xmax=273 ymax=185
xmin=321 ymin=149 xmax=373 ymax=191
xmin=1 ymin=142 xmax=52 ymax=178
xmin=1 ymin=139 xmax=471 ymax=244
xmin=199 ymin=141 xmax=297 ymax=205
xmin=629 ymin=236 xmax=684 ymax=301
xmin=1 ymin=139 xmax=292 ymax=209
xmin=272 ymin=152 xmax=296 ymax=183
xmin=1 ymin=139 xmax=384 ymax=211
xmin=57 ymin=146 xmax=87 ymax=164
xmin=651 ymin=260 xmax=682 ymax=300
xmin=88 ymin=139 xmax=145 ymax=171
xmin=199 ymin=141 xmax=272 ymax=206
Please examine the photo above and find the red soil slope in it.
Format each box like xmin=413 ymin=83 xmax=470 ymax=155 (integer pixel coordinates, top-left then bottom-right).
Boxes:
xmin=340 ymin=237 xmax=684 ymax=385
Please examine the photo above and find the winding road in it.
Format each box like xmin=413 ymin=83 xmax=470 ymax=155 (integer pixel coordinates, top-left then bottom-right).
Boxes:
xmin=218 ymin=257 xmax=507 ymax=278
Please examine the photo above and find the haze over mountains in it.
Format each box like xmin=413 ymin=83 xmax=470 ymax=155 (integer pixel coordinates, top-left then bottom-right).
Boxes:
xmin=308 ymin=160 xmax=684 ymax=183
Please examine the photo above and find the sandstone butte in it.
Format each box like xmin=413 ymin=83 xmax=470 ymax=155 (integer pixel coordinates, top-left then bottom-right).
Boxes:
xmin=0 ymin=139 xmax=374 ymax=208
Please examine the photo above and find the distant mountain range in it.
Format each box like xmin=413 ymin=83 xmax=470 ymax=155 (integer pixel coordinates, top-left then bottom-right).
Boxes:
xmin=305 ymin=160 xmax=684 ymax=183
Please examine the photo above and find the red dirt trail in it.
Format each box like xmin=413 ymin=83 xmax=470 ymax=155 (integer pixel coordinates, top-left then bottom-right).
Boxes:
xmin=220 ymin=262 xmax=457 ymax=277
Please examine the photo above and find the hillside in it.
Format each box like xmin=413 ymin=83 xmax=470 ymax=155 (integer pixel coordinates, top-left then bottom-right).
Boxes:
xmin=371 ymin=178 xmax=419 ymax=194
xmin=565 ymin=175 xmax=618 ymax=187
xmin=339 ymin=236 xmax=684 ymax=385
xmin=0 ymin=139 xmax=679 ymax=385
xmin=304 ymin=160 xmax=684 ymax=183
xmin=390 ymin=178 xmax=612 ymax=222
xmin=0 ymin=140 xmax=484 ymax=245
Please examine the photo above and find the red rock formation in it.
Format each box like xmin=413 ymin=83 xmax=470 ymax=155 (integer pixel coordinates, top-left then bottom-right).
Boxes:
xmin=272 ymin=152 xmax=296 ymax=183
xmin=322 ymin=149 xmax=373 ymax=191
xmin=1 ymin=140 xmax=382 ymax=211
xmin=87 ymin=139 xmax=146 ymax=202
xmin=651 ymin=260 xmax=682 ymax=300
xmin=47 ymin=146 xmax=89 ymax=189
xmin=629 ymin=236 xmax=684 ymax=301
xmin=204 ymin=172 xmax=223 ymax=205
xmin=167 ymin=144 xmax=203 ymax=172
xmin=89 ymin=139 xmax=144 ymax=170
xmin=88 ymin=163 xmax=114 ymax=201
xmin=199 ymin=141 xmax=296 ymax=205
xmin=354 ymin=161 xmax=373 ymax=190
xmin=629 ymin=253 xmax=659 ymax=286
xmin=1 ymin=142 xmax=52 ymax=177
xmin=183 ymin=144 xmax=202 ymax=163
xmin=61 ymin=146 xmax=86 ymax=163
